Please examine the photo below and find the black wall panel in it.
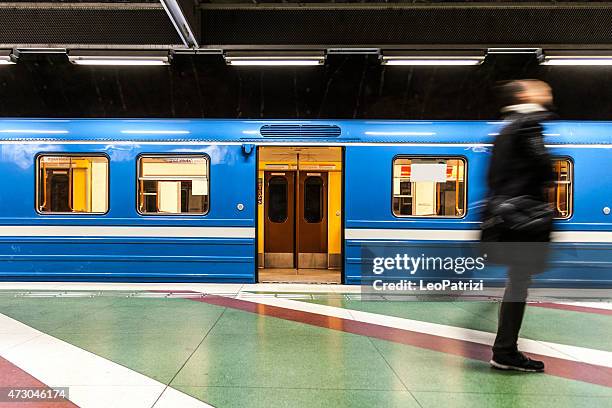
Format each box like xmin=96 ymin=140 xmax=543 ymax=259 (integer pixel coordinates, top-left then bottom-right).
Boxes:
xmin=0 ymin=54 xmax=610 ymax=120
xmin=0 ymin=7 xmax=181 ymax=45
xmin=201 ymin=5 xmax=612 ymax=47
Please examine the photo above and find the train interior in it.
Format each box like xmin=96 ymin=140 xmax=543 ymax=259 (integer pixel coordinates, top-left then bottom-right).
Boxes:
xmin=37 ymin=156 xmax=109 ymax=213
xmin=257 ymin=146 xmax=342 ymax=283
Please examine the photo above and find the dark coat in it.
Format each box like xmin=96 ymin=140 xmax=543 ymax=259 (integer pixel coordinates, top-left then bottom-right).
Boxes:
xmin=482 ymin=109 xmax=556 ymax=245
xmin=487 ymin=110 xmax=556 ymax=203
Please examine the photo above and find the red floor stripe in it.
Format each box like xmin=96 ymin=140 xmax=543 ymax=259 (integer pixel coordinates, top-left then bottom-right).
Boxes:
xmin=0 ymin=356 xmax=78 ymax=408
xmin=185 ymin=293 xmax=612 ymax=388
xmin=530 ymin=302 xmax=612 ymax=316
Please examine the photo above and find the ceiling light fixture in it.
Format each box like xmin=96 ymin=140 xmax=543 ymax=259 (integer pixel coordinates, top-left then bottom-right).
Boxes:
xmin=68 ymin=50 xmax=171 ymax=66
xmin=224 ymin=51 xmax=325 ymax=66
xmin=0 ymin=50 xmax=17 ymax=65
xmin=487 ymin=48 xmax=542 ymax=55
xmin=381 ymin=50 xmax=485 ymax=66
xmin=541 ymin=50 xmax=612 ymax=66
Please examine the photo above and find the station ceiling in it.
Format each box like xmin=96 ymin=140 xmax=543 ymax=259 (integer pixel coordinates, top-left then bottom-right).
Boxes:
xmin=1 ymin=1 xmax=612 ymax=52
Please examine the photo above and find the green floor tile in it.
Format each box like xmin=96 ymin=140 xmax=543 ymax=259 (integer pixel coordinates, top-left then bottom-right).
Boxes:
xmin=173 ymin=331 xmax=406 ymax=390
xmin=0 ymin=296 xmax=121 ymax=332
xmin=51 ymin=297 xmax=225 ymax=336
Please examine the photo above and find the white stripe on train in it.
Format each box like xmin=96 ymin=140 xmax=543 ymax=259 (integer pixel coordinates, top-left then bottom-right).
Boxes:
xmin=0 ymin=226 xmax=255 ymax=238
xmin=0 ymin=226 xmax=610 ymax=243
xmin=345 ymin=228 xmax=612 ymax=243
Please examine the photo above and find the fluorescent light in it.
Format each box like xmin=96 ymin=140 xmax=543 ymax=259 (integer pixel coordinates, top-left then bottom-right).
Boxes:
xmin=542 ymin=58 xmax=612 ymax=66
xmin=224 ymin=51 xmax=325 ymax=66
xmin=229 ymin=60 xmax=322 ymax=66
xmin=72 ymin=59 xmax=168 ymax=66
xmin=383 ymin=59 xmax=482 ymax=66
xmin=0 ymin=49 xmax=16 ymax=65
xmin=13 ymin=48 xmax=67 ymax=54
xmin=381 ymin=50 xmax=484 ymax=66
xmin=68 ymin=50 xmax=171 ymax=66
xmin=541 ymin=50 xmax=612 ymax=66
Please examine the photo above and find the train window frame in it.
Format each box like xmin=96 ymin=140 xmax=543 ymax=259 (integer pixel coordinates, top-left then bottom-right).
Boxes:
xmin=550 ymin=157 xmax=573 ymax=220
xmin=391 ymin=155 xmax=468 ymax=219
xmin=35 ymin=153 xmax=110 ymax=216
xmin=136 ymin=154 xmax=210 ymax=216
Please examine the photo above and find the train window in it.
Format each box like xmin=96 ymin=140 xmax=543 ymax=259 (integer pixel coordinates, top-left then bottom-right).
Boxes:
xmin=37 ymin=155 xmax=109 ymax=214
xmin=304 ymin=176 xmax=323 ymax=223
xmin=392 ymin=157 xmax=466 ymax=217
xmin=268 ymin=176 xmax=288 ymax=223
xmin=549 ymin=159 xmax=573 ymax=219
xmin=138 ymin=156 xmax=209 ymax=215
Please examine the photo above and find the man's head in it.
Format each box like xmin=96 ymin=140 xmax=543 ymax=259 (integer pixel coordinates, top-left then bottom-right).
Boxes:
xmin=499 ymin=80 xmax=553 ymax=108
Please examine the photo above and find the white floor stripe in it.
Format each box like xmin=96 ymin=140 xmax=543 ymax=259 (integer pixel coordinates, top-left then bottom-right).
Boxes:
xmin=555 ymin=301 xmax=612 ymax=311
xmin=234 ymin=295 xmax=612 ymax=369
xmin=0 ymin=313 xmax=214 ymax=408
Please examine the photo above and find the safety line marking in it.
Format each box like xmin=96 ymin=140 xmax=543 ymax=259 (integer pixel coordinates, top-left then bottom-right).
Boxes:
xmin=530 ymin=302 xmax=612 ymax=316
xmin=0 ymin=313 xmax=214 ymax=408
xmin=555 ymin=301 xmax=612 ymax=311
xmin=183 ymin=293 xmax=612 ymax=388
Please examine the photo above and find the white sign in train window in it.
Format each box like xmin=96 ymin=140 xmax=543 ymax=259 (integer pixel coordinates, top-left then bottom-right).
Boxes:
xmin=409 ymin=163 xmax=447 ymax=182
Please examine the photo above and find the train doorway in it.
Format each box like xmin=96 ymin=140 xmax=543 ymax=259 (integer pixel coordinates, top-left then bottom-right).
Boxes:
xmin=257 ymin=147 xmax=342 ymax=283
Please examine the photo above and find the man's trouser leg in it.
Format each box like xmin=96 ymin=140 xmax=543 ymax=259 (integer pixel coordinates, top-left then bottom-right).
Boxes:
xmin=492 ymin=267 xmax=531 ymax=356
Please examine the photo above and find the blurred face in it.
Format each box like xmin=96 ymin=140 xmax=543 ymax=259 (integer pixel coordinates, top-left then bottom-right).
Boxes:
xmin=516 ymin=81 xmax=553 ymax=107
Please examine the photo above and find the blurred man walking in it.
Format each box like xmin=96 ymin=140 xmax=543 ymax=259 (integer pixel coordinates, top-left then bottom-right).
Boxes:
xmin=482 ymin=80 xmax=556 ymax=372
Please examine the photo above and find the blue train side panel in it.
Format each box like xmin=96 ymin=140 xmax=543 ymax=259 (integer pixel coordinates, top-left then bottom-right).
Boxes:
xmin=0 ymin=141 xmax=256 ymax=282
xmin=344 ymin=144 xmax=488 ymax=285
xmin=344 ymin=140 xmax=612 ymax=287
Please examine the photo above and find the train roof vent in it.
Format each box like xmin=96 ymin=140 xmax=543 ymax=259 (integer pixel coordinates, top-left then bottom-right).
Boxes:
xmin=260 ymin=124 xmax=341 ymax=138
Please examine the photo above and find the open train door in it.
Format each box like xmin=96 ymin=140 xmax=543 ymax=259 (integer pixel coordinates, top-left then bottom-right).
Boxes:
xmin=257 ymin=147 xmax=342 ymax=283
xmin=297 ymin=171 xmax=328 ymax=269
xmin=263 ymin=171 xmax=296 ymax=268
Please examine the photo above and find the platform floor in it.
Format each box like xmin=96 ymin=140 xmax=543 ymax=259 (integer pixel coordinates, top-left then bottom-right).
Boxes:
xmin=0 ymin=283 xmax=610 ymax=408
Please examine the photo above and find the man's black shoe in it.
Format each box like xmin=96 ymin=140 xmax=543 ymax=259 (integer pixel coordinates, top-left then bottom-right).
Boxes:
xmin=490 ymin=352 xmax=545 ymax=372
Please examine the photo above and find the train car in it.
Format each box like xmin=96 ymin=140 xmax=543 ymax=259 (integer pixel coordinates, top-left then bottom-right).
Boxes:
xmin=0 ymin=119 xmax=610 ymax=287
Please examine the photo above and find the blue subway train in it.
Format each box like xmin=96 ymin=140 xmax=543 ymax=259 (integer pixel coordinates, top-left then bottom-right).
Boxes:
xmin=0 ymin=119 xmax=610 ymax=287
